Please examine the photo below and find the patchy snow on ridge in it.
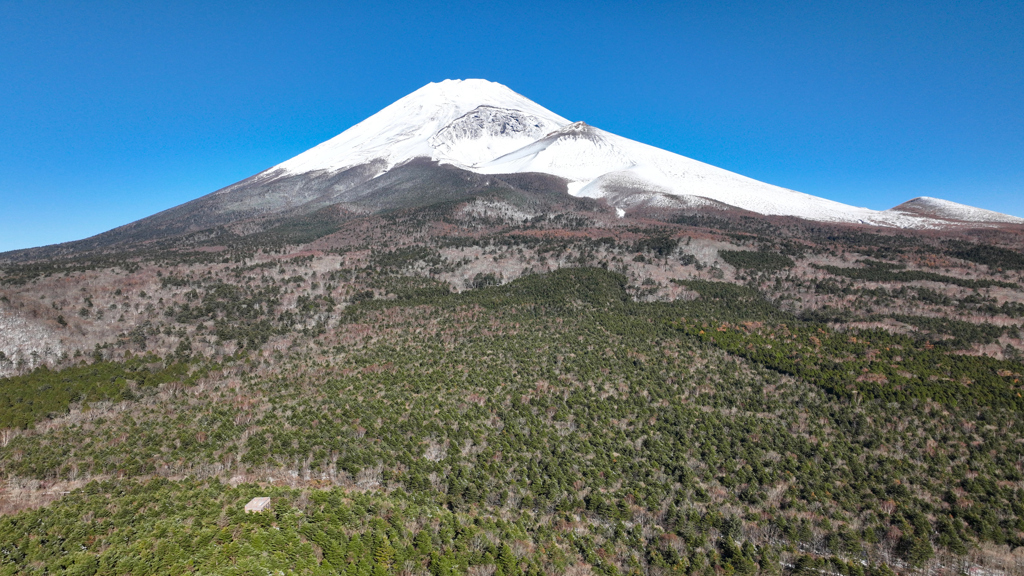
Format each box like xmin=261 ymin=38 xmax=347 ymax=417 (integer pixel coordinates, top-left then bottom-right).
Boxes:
xmin=271 ymin=79 xmax=570 ymax=176
xmin=431 ymin=105 xmax=565 ymax=167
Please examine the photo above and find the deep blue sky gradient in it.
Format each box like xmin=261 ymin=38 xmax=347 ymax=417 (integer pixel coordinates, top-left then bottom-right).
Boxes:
xmin=2 ymin=0 xmax=1022 ymax=251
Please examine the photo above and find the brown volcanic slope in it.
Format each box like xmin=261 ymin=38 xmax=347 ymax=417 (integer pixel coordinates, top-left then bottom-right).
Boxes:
xmin=0 ymin=161 xmax=580 ymax=262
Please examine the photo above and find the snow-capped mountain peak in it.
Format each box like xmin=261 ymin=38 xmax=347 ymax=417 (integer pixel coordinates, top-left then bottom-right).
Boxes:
xmin=257 ymin=79 xmax=1021 ymax=229
xmin=271 ymin=79 xmax=570 ymax=176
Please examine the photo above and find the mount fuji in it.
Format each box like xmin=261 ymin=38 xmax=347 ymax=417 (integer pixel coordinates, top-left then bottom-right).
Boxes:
xmin=250 ymin=79 xmax=1021 ymax=228
xmin=15 ymin=79 xmax=1024 ymax=256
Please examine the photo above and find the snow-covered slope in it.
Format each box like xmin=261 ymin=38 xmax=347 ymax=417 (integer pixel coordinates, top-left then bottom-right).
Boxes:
xmin=886 ymin=197 xmax=1024 ymax=224
xmin=271 ymin=79 xmax=569 ymax=176
xmin=474 ymin=122 xmax=908 ymax=225
xmin=261 ymin=79 xmax=1020 ymax=228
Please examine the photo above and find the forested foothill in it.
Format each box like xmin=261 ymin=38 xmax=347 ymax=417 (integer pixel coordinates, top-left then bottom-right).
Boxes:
xmin=1 ymin=198 xmax=1023 ymax=576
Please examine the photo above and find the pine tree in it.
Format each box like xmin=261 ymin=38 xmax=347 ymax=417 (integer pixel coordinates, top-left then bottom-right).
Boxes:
xmin=373 ymin=536 xmax=395 ymax=569
xmin=498 ymin=544 xmax=521 ymax=576
xmin=430 ymin=552 xmax=455 ymax=576
xmin=414 ymin=530 xmax=433 ymax=555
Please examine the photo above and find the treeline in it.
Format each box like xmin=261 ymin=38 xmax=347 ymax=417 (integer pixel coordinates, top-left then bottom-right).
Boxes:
xmin=0 ymin=356 xmax=190 ymax=429
xmin=888 ymin=314 xmax=1013 ymax=348
xmin=812 ymin=260 xmax=1018 ymax=289
xmin=946 ymin=241 xmax=1024 ymax=270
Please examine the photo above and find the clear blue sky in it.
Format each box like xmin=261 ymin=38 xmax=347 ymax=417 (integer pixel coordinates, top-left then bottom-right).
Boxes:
xmin=2 ymin=0 xmax=1022 ymax=251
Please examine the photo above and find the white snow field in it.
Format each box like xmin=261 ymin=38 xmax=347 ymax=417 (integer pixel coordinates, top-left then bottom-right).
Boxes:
xmin=271 ymin=79 xmax=569 ymax=176
xmin=267 ymin=79 xmax=1020 ymax=228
